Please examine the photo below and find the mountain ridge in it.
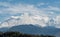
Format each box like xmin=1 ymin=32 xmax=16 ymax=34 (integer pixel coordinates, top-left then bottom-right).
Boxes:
xmin=8 ymin=24 xmax=60 ymax=35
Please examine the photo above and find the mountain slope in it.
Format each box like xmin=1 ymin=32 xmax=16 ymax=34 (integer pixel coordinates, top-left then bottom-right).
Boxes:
xmin=0 ymin=27 xmax=9 ymax=32
xmin=8 ymin=24 xmax=60 ymax=36
xmin=55 ymin=31 xmax=60 ymax=37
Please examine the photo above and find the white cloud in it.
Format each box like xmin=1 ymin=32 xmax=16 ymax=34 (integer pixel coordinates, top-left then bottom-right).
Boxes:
xmin=1 ymin=2 xmax=59 ymax=16
xmin=48 ymin=12 xmax=54 ymax=15
xmin=32 ymin=15 xmax=42 ymax=20
xmin=11 ymin=16 xmax=20 ymax=19
xmin=0 ymin=13 xmax=49 ymax=28
xmin=55 ymin=15 xmax=60 ymax=24
xmin=37 ymin=3 xmax=45 ymax=6
xmin=0 ymin=2 xmax=44 ymax=26
xmin=48 ymin=6 xmax=60 ymax=11
xmin=43 ymin=6 xmax=60 ymax=11
xmin=1 ymin=12 xmax=60 ymax=28
xmin=43 ymin=16 xmax=49 ymax=22
xmin=53 ymin=15 xmax=60 ymax=28
xmin=0 ymin=2 xmax=60 ymax=28
xmin=0 ymin=2 xmax=44 ymax=15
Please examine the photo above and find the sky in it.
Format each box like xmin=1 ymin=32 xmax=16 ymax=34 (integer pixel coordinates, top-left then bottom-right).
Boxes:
xmin=0 ymin=0 xmax=60 ymax=23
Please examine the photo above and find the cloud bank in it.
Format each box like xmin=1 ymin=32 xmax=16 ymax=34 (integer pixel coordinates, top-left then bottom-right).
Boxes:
xmin=0 ymin=1 xmax=60 ymax=28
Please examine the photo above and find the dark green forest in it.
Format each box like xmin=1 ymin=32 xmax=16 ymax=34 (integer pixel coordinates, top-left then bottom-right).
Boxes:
xmin=0 ymin=32 xmax=55 ymax=37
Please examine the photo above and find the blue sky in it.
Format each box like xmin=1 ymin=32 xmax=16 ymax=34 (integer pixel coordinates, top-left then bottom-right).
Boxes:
xmin=0 ymin=0 xmax=60 ymax=22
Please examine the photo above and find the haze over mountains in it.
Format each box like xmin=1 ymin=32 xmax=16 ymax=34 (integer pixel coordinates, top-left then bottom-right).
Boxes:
xmin=0 ymin=13 xmax=60 ymax=37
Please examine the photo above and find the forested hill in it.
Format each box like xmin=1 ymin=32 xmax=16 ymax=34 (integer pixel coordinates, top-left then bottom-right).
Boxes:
xmin=0 ymin=32 xmax=55 ymax=37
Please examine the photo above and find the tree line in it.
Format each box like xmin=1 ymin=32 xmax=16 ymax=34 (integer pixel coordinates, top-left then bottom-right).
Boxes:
xmin=0 ymin=32 xmax=55 ymax=37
